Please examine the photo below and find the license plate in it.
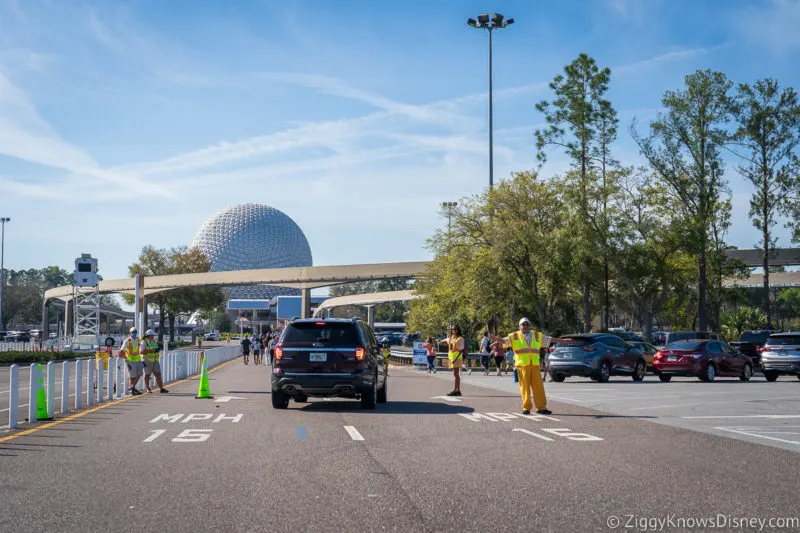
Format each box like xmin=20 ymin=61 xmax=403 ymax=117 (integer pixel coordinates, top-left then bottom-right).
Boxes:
xmin=668 ymin=356 xmax=678 ymax=361
xmin=309 ymin=353 xmax=327 ymax=362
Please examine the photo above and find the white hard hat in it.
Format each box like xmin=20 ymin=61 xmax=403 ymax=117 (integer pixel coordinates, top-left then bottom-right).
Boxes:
xmin=519 ymin=317 xmax=531 ymax=326
xmin=145 ymin=329 xmax=156 ymax=337
xmin=129 ymin=327 xmax=137 ymax=333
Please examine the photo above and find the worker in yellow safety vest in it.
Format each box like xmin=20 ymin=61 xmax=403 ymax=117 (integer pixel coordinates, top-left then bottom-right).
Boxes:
xmin=140 ymin=329 xmax=169 ymax=394
xmin=438 ymin=325 xmax=465 ymax=396
xmin=380 ymin=338 xmax=391 ymax=377
xmin=118 ymin=327 xmax=143 ymax=396
xmin=492 ymin=318 xmax=562 ymax=415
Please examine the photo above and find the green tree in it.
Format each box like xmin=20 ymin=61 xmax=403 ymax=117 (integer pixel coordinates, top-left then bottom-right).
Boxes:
xmin=2 ymin=267 xmax=72 ymax=329
xmin=125 ymin=246 xmax=225 ymax=341
xmin=730 ymin=79 xmax=800 ymax=328
xmin=535 ymin=53 xmax=615 ymax=332
xmin=720 ymin=306 xmax=767 ymax=341
xmin=633 ymin=69 xmax=733 ymax=332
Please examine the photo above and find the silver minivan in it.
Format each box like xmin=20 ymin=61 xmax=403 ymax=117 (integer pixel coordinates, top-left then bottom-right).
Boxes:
xmin=760 ymin=332 xmax=800 ymax=382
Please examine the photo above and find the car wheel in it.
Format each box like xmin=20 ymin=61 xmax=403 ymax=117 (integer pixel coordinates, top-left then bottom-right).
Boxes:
xmin=764 ymin=371 xmax=779 ymax=382
xmin=658 ymin=373 xmax=672 ymax=382
xmin=550 ymin=373 xmax=566 ymax=382
xmin=597 ymin=361 xmax=611 ymax=383
xmin=739 ymin=364 xmax=752 ymax=382
xmin=361 ymin=373 xmax=377 ymax=409
xmin=271 ymin=390 xmax=290 ymax=409
xmin=632 ymin=360 xmax=646 ymax=382
xmin=294 ymin=394 xmax=308 ymax=403
xmin=377 ymin=376 xmax=388 ymax=403
xmin=701 ymin=364 xmax=716 ymax=382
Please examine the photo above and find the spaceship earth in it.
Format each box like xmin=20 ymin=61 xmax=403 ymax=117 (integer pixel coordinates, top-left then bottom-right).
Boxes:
xmin=191 ymin=204 xmax=313 ymax=299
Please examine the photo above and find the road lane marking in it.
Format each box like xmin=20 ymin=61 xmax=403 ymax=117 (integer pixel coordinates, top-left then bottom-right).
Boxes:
xmin=213 ymin=396 xmax=245 ymax=403
xmin=713 ymin=427 xmax=800 ymax=445
xmin=512 ymin=428 xmax=554 ymax=441
xmin=344 ymin=426 xmax=364 ymax=441
xmin=296 ymin=426 xmax=308 ymax=441
xmin=0 ymin=358 xmax=237 ymax=443
xmin=626 ymin=396 xmax=800 ymax=411
xmin=432 ymin=395 xmax=462 ymax=402
xmin=144 ymin=429 xmax=166 ymax=443
xmin=682 ymin=415 xmax=800 ymax=419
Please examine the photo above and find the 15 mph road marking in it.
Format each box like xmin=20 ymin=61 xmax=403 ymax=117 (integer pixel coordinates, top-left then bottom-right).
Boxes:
xmin=513 ymin=428 xmax=554 ymax=441
xmin=344 ymin=426 xmax=364 ymax=441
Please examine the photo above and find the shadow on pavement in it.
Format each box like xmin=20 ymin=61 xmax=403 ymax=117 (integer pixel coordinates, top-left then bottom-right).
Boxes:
xmin=227 ymin=391 xmax=271 ymax=395
xmin=549 ymin=413 xmax=658 ymax=419
xmin=299 ymin=400 xmax=475 ymax=415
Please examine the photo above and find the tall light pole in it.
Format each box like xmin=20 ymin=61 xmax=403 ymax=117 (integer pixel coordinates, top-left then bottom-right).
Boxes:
xmin=468 ymin=13 xmax=514 ymax=191
xmin=0 ymin=217 xmax=9 ymax=331
xmin=441 ymin=202 xmax=458 ymax=235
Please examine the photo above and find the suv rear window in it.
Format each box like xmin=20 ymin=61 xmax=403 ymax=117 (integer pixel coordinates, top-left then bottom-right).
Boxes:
xmin=283 ymin=322 xmax=361 ymax=347
xmin=739 ymin=331 xmax=770 ymax=344
xmin=667 ymin=341 xmax=705 ymax=350
xmin=556 ymin=337 xmax=593 ymax=347
xmin=766 ymin=335 xmax=800 ymax=346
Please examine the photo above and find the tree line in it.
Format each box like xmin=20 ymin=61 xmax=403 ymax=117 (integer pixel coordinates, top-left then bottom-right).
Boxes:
xmin=408 ymin=55 xmax=800 ymax=342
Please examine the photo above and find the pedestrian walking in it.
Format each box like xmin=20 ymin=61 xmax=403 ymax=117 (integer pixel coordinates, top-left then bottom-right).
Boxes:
xmin=380 ymin=338 xmax=391 ymax=377
xmin=490 ymin=337 xmax=505 ymax=377
xmin=438 ymin=325 xmax=465 ymax=396
xmin=422 ymin=336 xmax=438 ymax=373
xmin=140 ymin=329 xmax=169 ymax=394
xmin=479 ymin=331 xmax=491 ymax=375
xmin=252 ymin=335 xmax=261 ymax=365
xmin=492 ymin=318 xmax=561 ymax=415
xmin=118 ymin=327 xmax=143 ymax=395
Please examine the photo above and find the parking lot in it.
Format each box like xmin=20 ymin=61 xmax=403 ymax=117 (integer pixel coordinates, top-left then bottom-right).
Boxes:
xmin=425 ymin=367 xmax=800 ymax=453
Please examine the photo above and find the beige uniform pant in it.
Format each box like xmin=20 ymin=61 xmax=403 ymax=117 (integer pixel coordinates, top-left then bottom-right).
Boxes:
xmin=517 ymin=364 xmax=547 ymax=411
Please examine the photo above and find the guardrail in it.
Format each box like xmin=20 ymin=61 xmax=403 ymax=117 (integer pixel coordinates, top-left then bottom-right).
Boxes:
xmin=388 ymin=348 xmax=513 ymax=370
xmin=5 ymin=345 xmax=239 ymax=430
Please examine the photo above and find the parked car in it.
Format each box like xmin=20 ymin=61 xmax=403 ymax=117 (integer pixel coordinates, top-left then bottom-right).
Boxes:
xmin=660 ymin=331 xmax=721 ymax=348
xmin=271 ymin=318 xmax=387 ymax=409
xmin=203 ymin=332 xmax=219 ymax=341
xmin=729 ymin=329 xmax=779 ymax=366
xmin=652 ymin=339 xmax=753 ymax=382
xmin=759 ymin=332 xmax=800 ymax=382
xmin=627 ymin=341 xmax=658 ymax=370
xmin=547 ymin=333 xmax=647 ymax=382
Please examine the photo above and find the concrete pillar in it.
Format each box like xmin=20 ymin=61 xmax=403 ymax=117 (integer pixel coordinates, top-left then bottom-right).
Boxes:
xmin=366 ymin=306 xmax=375 ymax=328
xmin=301 ymin=288 xmax=311 ymax=319
xmin=64 ymin=300 xmax=71 ymax=338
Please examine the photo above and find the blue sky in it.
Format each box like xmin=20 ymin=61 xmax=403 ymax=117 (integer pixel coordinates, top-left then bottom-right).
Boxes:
xmin=1 ymin=0 xmax=799 ymax=286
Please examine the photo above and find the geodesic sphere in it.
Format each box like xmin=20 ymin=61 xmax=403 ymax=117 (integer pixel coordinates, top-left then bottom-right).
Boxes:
xmin=191 ymin=203 xmax=313 ymax=299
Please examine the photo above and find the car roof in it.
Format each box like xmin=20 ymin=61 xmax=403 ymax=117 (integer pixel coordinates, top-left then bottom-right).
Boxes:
xmin=768 ymin=331 xmax=800 ymax=336
xmin=291 ymin=317 xmax=360 ymax=324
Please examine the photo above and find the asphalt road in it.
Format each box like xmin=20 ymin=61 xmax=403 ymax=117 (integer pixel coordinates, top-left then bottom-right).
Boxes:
xmin=436 ymin=366 xmax=800 ymax=453
xmin=0 ymin=362 xmax=798 ymax=533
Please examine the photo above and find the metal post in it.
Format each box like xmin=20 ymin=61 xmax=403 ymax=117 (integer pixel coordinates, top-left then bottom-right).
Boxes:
xmin=134 ymin=273 xmax=142 ymax=334
xmin=75 ymin=359 xmax=83 ymax=409
xmin=28 ymin=363 xmax=37 ymax=423
xmin=107 ymin=356 xmax=114 ymax=401
xmin=9 ymin=364 xmax=18 ymax=429
xmin=61 ymin=361 xmax=69 ymax=414
xmin=87 ymin=356 xmax=95 ymax=407
xmin=46 ymin=361 xmax=55 ymax=419
xmin=488 ymin=28 xmax=494 ymax=191
xmin=96 ymin=360 xmax=103 ymax=404
xmin=0 ymin=218 xmax=7 ymax=331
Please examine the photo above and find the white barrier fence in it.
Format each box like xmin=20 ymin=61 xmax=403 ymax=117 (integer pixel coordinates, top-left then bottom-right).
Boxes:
xmin=5 ymin=345 xmax=240 ymax=429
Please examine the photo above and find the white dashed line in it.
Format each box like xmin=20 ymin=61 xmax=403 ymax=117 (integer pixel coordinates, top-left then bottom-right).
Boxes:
xmin=682 ymin=415 xmax=800 ymax=419
xmin=713 ymin=427 xmax=800 ymax=445
xmin=344 ymin=426 xmax=364 ymax=441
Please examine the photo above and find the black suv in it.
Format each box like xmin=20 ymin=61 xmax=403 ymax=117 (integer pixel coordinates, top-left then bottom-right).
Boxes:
xmin=271 ymin=318 xmax=388 ymax=409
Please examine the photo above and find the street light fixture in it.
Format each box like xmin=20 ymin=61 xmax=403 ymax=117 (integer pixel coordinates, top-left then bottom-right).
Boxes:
xmin=467 ymin=12 xmax=514 ymax=191
xmin=440 ymin=202 xmax=458 ymax=236
xmin=0 ymin=217 xmax=9 ymax=331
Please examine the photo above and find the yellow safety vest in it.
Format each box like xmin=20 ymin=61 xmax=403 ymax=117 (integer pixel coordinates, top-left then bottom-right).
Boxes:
xmin=381 ymin=347 xmax=390 ymax=360
xmin=509 ymin=330 xmax=542 ymax=367
xmin=125 ymin=338 xmax=141 ymax=362
xmin=142 ymin=339 xmax=159 ymax=362
xmin=448 ymin=336 xmax=464 ymax=363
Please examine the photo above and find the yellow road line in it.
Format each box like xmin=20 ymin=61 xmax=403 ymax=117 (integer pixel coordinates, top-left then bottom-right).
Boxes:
xmin=0 ymin=358 xmax=238 ymax=444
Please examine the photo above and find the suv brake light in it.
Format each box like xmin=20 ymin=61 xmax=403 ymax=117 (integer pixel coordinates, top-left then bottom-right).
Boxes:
xmin=548 ymin=347 xmax=555 ymax=352
xmin=355 ymin=346 xmax=366 ymax=361
xmin=275 ymin=344 xmax=284 ymax=360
